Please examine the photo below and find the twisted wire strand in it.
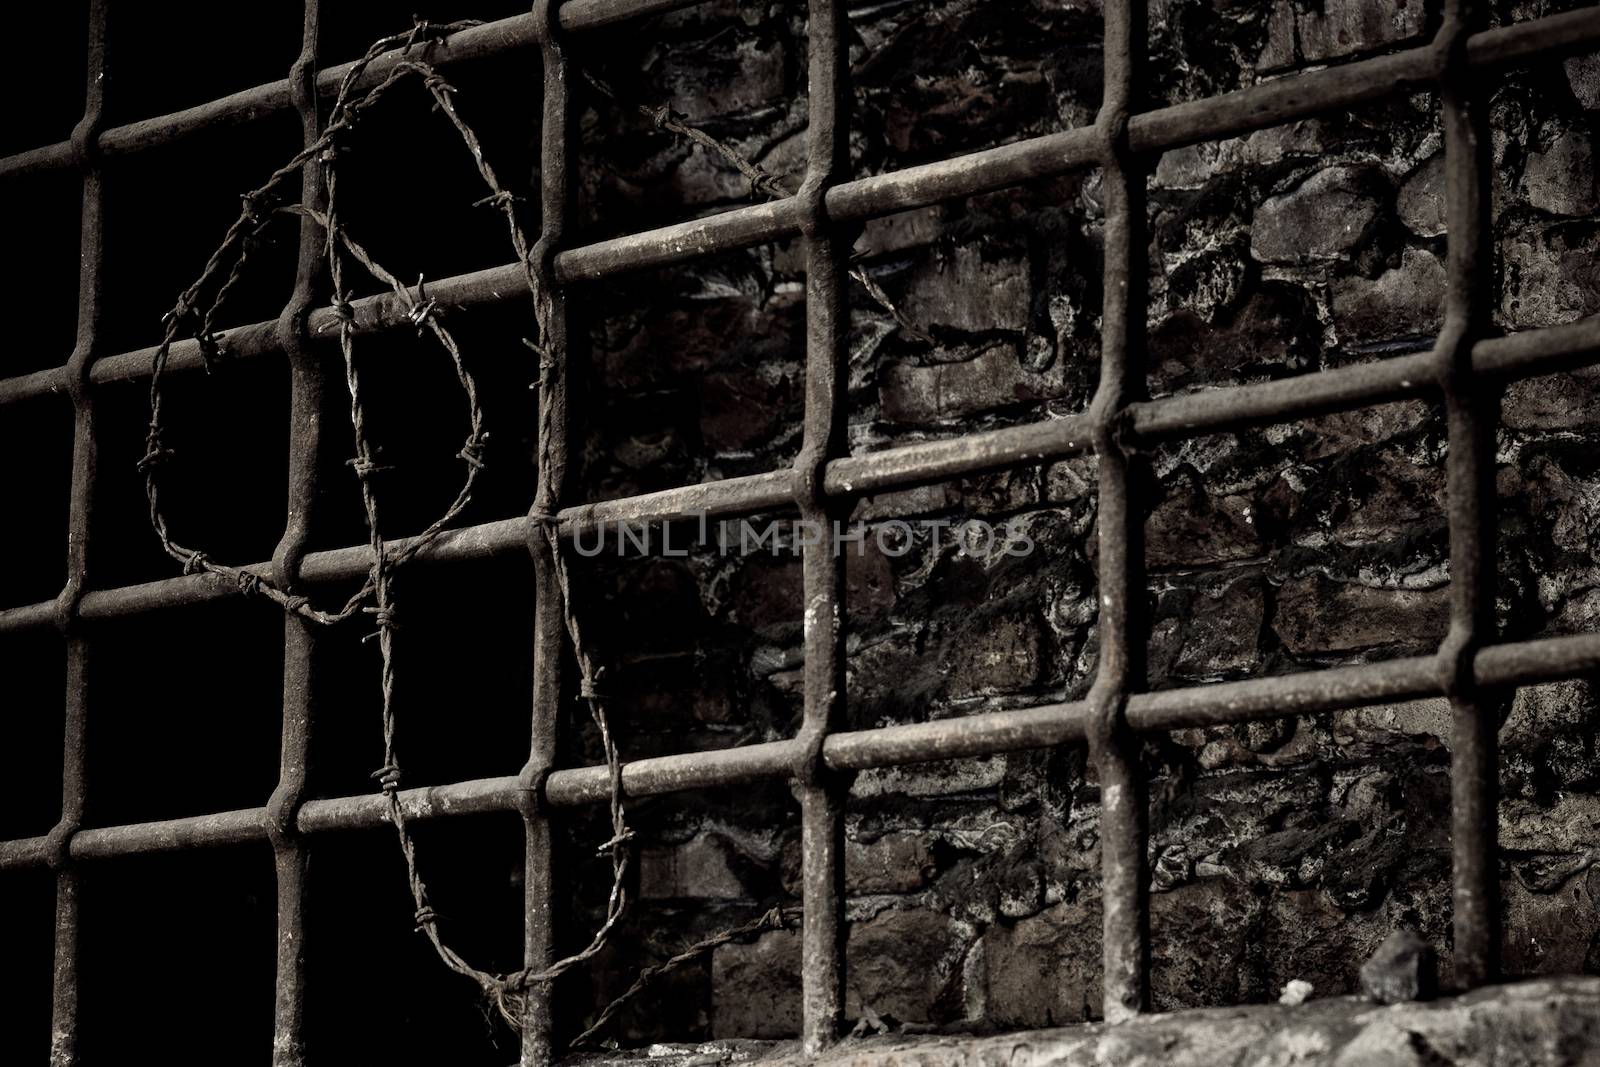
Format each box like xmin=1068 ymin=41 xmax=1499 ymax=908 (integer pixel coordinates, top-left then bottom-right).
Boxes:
xmin=138 ymin=17 xmax=815 ymax=1043
xmin=141 ymin=27 xmax=482 ymax=625
xmin=570 ymin=906 xmax=793 ymax=1048
xmin=139 ymin=18 xmax=639 ymax=1031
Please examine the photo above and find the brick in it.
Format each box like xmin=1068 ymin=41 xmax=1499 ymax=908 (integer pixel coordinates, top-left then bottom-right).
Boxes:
xmin=661 ymin=34 xmax=790 ymax=120
xmin=844 ymin=908 xmax=965 ymax=1024
xmin=1250 ymin=166 xmax=1386 ymax=265
xmin=1500 ymin=679 xmax=1595 ymax=752
xmin=1149 ymin=283 xmax=1324 ymax=393
xmin=727 ymin=542 xmax=896 ymax=637
xmin=1499 ymin=221 xmax=1600 ymax=330
xmin=1522 ymin=126 xmax=1600 ymax=217
xmin=700 ymin=367 xmax=799 ymax=453
xmin=639 ymin=833 xmax=748 ymax=900
xmin=1324 ymin=453 xmax=1444 ymax=548
xmin=939 ymin=609 xmax=1048 ymax=698
xmin=983 ymin=896 xmax=1101 ymax=1027
xmin=880 ymin=343 xmax=1062 ymax=425
xmin=853 ymin=756 xmax=1009 ymax=799
xmin=1150 ymin=881 xmax=1266 ymax=1011
xmin=897 ymin=244 xmax=1032 ymax=334
xmin=1273 ymin=575 xmax=1448 ymax=657
xmin=846 ymin=832 xmax=939 ymax=895
xmin=1146 ymin=474 xmax=1260 ymax=568
xmin=985 ymin=880 xmax=1268 ymax=1025
xmin=1502 ymin=364 xmax=1600 ymax=431
xmin=710 ymin=928 xmax=800 ymax=1038
xmin=1164 ymin=575 xmax=1267 ymax=681
xmin=1396 ymin=153 xmax=1446 ymax=238
xmin=1567 ymin=51 xmax=1600 ymax=110
xmin=1331 ymin=697 xmax=1452 ymax=749
xmin=1260 ymin=0 xmax=1427 ymax=70
xmin=1297 ymin=0 xmax=1426 ymax=62
xmin=1330 ymin=248 xmax=1445 ymax=346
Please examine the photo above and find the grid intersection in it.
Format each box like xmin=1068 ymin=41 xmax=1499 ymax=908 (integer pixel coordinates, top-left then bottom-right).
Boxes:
xmin=4 ymin=1 xmax=1600 ymax=1063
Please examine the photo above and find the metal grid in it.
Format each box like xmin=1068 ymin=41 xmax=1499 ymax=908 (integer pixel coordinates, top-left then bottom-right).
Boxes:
xmin=5 ymin=0 xmax=1600 ymax=1063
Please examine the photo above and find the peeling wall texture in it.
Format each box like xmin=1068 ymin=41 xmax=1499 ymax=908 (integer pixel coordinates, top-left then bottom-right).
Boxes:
xmin=555 ymin=0 xmax=1600 ymax=1044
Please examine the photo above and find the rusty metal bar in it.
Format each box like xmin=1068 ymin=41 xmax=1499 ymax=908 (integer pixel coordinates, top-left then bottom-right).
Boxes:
xmin=263 ymin=5 xmax=326 ymax=1064
xmin=793 ymin=0 xmax=851 ymax=1053
xmin=4 ymin=0 xmax=1600 ymax=1051
xmin=9 ymin=626 xmax=1600 ymax=876
xmin=1435 ymin=0 xmax=1500 ymax=988
xmin=2 ymin=0 xmax=1594 ymax=189
xmin=43 ymin=3 xmax=109 ymax=1062
xmin=518 ymin=0 xmax=576 ymax=1059
xmin=9 ymin=305 xmax=1600 ymax=638
xmin=6 ymin=5 xmax=1599 ymax=411
xmin=0 ymin=0 xmax=709 ymax=182
xmin=1086 ymin=0 xmax=1150 ymax=1023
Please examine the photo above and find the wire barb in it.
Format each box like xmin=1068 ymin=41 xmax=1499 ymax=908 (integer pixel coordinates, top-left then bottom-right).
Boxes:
xmin=130 ymin=17 xmax=770 ymax=1045
xmin=371 ymin=764 xmax=403 ymax=794
xmin=236 ymin=570 xmax=264 ymax=598
xmin=456 ymin=431 xmax=489 ymax=470
xmin=347 ymin=455 xmax=392 ymax=481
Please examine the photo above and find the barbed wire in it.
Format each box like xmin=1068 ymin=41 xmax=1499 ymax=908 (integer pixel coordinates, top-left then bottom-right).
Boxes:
xmin=139 ymin=15 xmax=639 ymax=1033
xmin=571 ymin=905 xmax=794 ymax=1048
xmin=138 ymin=15 xmax=848 ymax=1047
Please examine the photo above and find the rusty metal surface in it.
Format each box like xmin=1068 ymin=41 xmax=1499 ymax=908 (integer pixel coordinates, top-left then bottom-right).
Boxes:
xmin=5 ymin=620 xmax=1599 ymax=869
xmin=520 ymin=0 xmax=576 ymax=1059
xmin=0 ymin=0 xmax=709 ymax=182
xmin=1436 ymin=0 xmax=1500 ymax=989
xmin=4 ymin=10 xmax=1600 ymax=410
xmin=44 ymin=2 xmax=107 ymax=1062
xmin=794 ymin=0 xmax=852 ymax=1052
xmin=2 ymin=619 xmax=1599 ymax=862
xmin=264 ymin=4 xmax=327 ymax=1064
xmin=1085 ymin=0 xmax=1151 ymax=1024
xmin=7 ymin=0 xmax=1600 ymax=1059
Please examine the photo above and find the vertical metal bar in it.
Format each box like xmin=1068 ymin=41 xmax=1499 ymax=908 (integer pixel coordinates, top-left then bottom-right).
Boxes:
xmin=1435 ymin=0 xmax=1500 ymax=988
xmin=46 ymin=3 xmax=109 ymax=1062
xmin=1087 ymin=0 xmax=1151 ymax=1024
xmin=520 ymin=2 xmax=574 ymax=1061
xmin=794 ymin=0 xmax=851 ymax=1053
xmin=266 ymin=3 xmax=326 ymax=1063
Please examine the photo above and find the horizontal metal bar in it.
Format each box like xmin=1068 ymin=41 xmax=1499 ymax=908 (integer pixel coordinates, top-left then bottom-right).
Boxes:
xmin=546 ymin=740 xmax=801 ymax=808
xmin=1 ymin=365 xmax=68 ymax=404
xmin=0 ymin=0 xmax=708 ymax=182
xmin=824 ymin=415 xmax=1093 ymax=498
xmin=1 ymin=600 xmax=59 ymax=632
xmin=4 ymin=627 xmax=1598 ymax=872
xmin=6 ymin=0 xmax=1589 ymax=188
xmin=296 ymin=774 xmax=524 ymax=833
xmin=3 ymin=311 xmax=1594 ymax=637
xmin=1134 ymin=6 xmax=1600 ymax=156
xmin=5 ymin=6 xmax=1597 ymax=410
xmin=1129 ymin=314 xmax=1600 ymax=442
xmin=71 ymin=806 xmax=265 ymax=860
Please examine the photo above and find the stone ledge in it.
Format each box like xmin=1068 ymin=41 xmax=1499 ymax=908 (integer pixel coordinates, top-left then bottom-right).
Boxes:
xmin=570 ymin=976 xmax=1600 ymax=1067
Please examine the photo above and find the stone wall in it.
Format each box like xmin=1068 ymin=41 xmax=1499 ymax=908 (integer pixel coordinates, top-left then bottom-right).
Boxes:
xmin=555 ymin=0 xmax=1600 ymax=1045
xmin=0 ymin=0 xmax=1596 ymax=1061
